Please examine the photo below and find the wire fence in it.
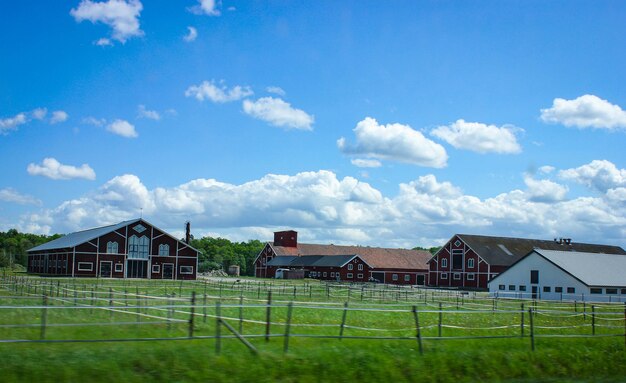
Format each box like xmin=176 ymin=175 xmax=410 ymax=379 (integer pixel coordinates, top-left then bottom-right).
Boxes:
xmin=1 ymin=274 xmax=625 ymax=354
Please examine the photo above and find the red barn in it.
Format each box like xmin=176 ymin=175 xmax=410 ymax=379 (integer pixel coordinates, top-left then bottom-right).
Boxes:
xmin=428 ymin=234 xmax=626 ymax=290
xmin=254 ymin=230 xmax=431 ymax=285
xmin=27 ymin=218 xmax=199 ymax=280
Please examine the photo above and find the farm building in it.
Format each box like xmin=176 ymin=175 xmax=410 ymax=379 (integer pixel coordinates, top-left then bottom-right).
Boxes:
xmin=27 ymin=218 xmax=199 ymax=280
xmin=254 ymin=230 xmax=431 ymax=285
xmin=428 ymin=234 xmax=626 ymax=290
xmin=488 ymin=249 xmax=626 ymax=302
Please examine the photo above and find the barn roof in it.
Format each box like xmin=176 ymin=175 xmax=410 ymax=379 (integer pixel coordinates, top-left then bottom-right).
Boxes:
xmin=266 ymin=256 xmax=299 ymax=267
xmin=267 ymin=254 xmax=364 ymax=268
xmin=503 ymin=249 xmax=626 ymax=287
xmin=28 ymin=219 xmax=139 ymax=252
xmin=270 ymin=243 xmax=430 ymax=270
xmin=455 ymin=234 xmax=626 ymax=267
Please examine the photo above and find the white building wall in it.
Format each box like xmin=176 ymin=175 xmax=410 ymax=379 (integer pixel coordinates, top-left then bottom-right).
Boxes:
xmin=488 ymin=252 xmax=590 ymax=301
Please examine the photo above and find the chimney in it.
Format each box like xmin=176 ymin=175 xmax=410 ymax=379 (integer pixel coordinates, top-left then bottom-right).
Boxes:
xmin=273 ymin=230 xmax=298 ymax=247
xmin=185 ymin=221 xmax=191 ymax=244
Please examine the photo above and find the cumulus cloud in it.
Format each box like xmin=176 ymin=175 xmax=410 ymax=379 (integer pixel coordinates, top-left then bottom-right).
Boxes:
xmin=50 ymin=111 xmax=69 ymax=124
xmin=0 ymin=113 xmax=27 ymax=134
xmin=189 ymin=0 xmax=221 ymax=16
xmin=538 ymin=165 xmax=555 ymax=174
xmin=95 ymin=37 xmax=113 ymax=46
xmin=82 ymin=116 xmax=107 ymax=126
xmin=431 ymin=119 xmax=522 ymax=154
xmin=351 ymin=159 xmax=382 ymax=168
xmin=18 ymin=165 xmax=626 ymax=247
xmin=107 ymin=119 xmax=137 ymax=137
xmin=243 ymin=97 xmax=314 ymax=131
xmin=70 ymin=0 xmax=144 ymax=44
xmin=31 ymin=108 xmax=47 ymax=120
xmin=27 ymin=158 xmax=96 ymax=181
xmin=266 ymin=86 xmax=286 ymax=96
xmin=338 ymin=117 xmax=447 ymax=168
xmin=137 ymin=105 xmax=160 ymax=120
xmin=183 ymin=26 xmax=198 ymax=42
xmin=185 ymin=80 xmax=253 ymax=103
xmin=0 ymin=188 xmax=41 ymax=205
xmin=540 ymin=94 xmax=626 ymax=131
xmin=559 ymin=160 xmax=626 ymax=192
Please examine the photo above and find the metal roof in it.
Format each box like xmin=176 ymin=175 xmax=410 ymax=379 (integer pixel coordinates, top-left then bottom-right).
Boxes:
xmin=28 ymin=219 xmax=139 ymax=252
xmin=267 ymin=254 xmax=360 ymax=268
xmin=534 ymin=249 xmax=626 ymax=287
xmin=266 ymin=256 xmax=299 ymax=267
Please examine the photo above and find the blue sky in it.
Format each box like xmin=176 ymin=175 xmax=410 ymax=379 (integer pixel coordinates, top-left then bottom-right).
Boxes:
xmin=1 ymin=0 xmax=625 ymax=248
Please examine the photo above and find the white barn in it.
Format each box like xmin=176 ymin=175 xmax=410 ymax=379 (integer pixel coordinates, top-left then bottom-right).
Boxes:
xmin=488 ymin=249 xmax=626 ymax=302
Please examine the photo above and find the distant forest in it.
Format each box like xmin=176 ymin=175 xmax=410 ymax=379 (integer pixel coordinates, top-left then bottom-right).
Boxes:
xmin=0 ymin=229 xmax=440 ymax=276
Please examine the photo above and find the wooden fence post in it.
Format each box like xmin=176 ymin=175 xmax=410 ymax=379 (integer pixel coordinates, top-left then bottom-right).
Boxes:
xmin=592 ymin=305 xmax=596 ymax=336
xmin=284 ymin=302 xmax=294 ymax=353
xmin=109 ymin=287 xmax=113 ymax=318
xmin=265 ymin=290 xmax=272 ymax=342
xmin=520 ymin=303 xmax=525 ymax=337
xmin=189 ymin=291 xmax=196 ymax=338
xmin=167 ymin=294 xmax=172 ymax=331
xmin=239 ymin=294 xmax=244 ymax=334
xmin=438 ymin=302 xmax=443 ymax=338
xmin=203 ymin=293 xmax=207 ymax=323
xmin=215 ymin=301 xmax=221 ymax=354
xmin=412 ymin=305 xmax=423 ymax=355
xmin=339 ymin=302 xmax=349 ymax=340
xmin=529 ymin=308 xmax=535 ymax=351
xmin=40 ymin=294 xmax=48 ymax=340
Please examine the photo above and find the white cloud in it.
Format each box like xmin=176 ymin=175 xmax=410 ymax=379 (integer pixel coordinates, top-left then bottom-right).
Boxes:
xmin=107 ymin=119 xmax=137 ymax=137
xmin=185 ymin=80 xmax=253 ymax=103
xmin=70 ymin=0 xmax=144 ymax=44
xmin=95 ymin=37 xmax=113 ymax=46
xmin=351 ymin=159 xmax=382 ymax=168
xmin=338 ymin=117 xmax=448 ymax=168
xmin=183 ymin=26 xmax=198 ymax=42
xmin=82 ymin=116 xmax=107 ymax=126
xmin=538 ymin=165 xmax=555 ymax=174
xmin=0 ymin=188 xmax=41 ymax=205
xmin=0 ymin=113 xmax=27 ymax=134
xmin=50 ymin=110 xmax=69 ymax=124
xmin=137 ymin=105 xmax=160 ymax=120
xmin=243 ymin=97 xmax=314 ymax=131
xmin=27 ymin=158 xmax=96 ymax=181
xmin=523 ymin=175 xmax=568 ymax=203
xmin=559 ymin=160 xmax=626 ymax=192
xmin=266 ymin=86 xmax=286 ymax=96
xmin=31 ymin=108 xmax=47 ymax=120
xmin=19 ymin=165 xmax=626 ymax=247
xmin=540 ymin=94 xmax=626 ymax=131
xmin=189 ymin=0 xmax=221 ymax=16
xmin=431 ymin=119 xmax=522 ymax=154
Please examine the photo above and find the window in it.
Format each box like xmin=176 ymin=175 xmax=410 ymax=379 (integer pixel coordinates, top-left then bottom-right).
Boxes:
xmin=454 ymin=240 xmax=462 ymax=247
xmin=348 ymin=264 xmax=353 ymax=270
xmin=115 ymin=263 xmax=123 ymax=272
xmin=621 ymin=289 xmax=626 ymax=295
xmin=133 ymin=223 xmax=147 ymax=233
xmin=567 ymin=287 xmax=575 ymax=294
xmin=358 ymin=263 xmax=363 ymax=271
xmin=467 ymin=273 xmax=475 ymax=281
xmin=441 ymin=258 xmax=448 ymax=268
xmin=404 ymin=274 xmax=411 ymax=282
xmin=347 ymin=273 xmax=353 ymax=278
xmin=590 ymin=288 xmax=602 ymax=294
xmin=499 ymin=284 xmax=505 ymax=290
xmin=152 ymin=264 xmax=160 ymax=273
xmin=453 ymin=273 xmax=461 ymax=280
xmin=606 ymin=288 xmax=617 ymax=294
xmin=555 ymin=287 xmax=563 ymax=293
xmin=180 ymin=266 xmax=193 ymax=275
xmin=519 ymin=285 xmax=526 ymax=291
xmin=467 ymin=258 xmax=474 ymax=268
xmin=358 ymin=273 xmax=364 ymax=279
xmin=508 ymin=285 xmax=516 ymax=291
xmin=452 ymin=249 xmax=463 ymax=269
xmin=323 ymin=272 xmax=327 ymax=277
xmin=78 ymin=262 xmax=93 ymax=271
xmin=330 ymin=272 xmax=335 ymax=278
xmin=530 ymin=270 xmax=539 ymax=284
xmin=543 ymin=286 xmax=551 ymax=293
xmin=106 ymin=241 xmax=118 ymax=254
xmin=392 ymin=274 xmax=398 ymax=281
xmin=128 ymin=235 xmax=149 ymax=259
xmin=441 ymin=273 xmax=448 ymax=280
xmin=158 ymin=244 xmax=169 ymax=256
xmin=310 ymin=271 xmax=316 ymax=277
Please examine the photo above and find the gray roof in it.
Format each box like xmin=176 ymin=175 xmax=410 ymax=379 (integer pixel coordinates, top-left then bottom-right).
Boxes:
xmin=28 ymin=219 xmax=139 ymax=252
xmin=534 ymin=249 xmax=626 ymax=287
xmin=266 ymin=256 xmax=299 ymax=267
xmin=456 ymin=234 xmax=626 ymax=267
xmin=268 ymin=254 xmax=359 ymax=268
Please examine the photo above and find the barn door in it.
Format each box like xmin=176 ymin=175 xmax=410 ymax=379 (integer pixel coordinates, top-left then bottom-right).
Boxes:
xmin=531 ymin=286 xmax=538 ymax=299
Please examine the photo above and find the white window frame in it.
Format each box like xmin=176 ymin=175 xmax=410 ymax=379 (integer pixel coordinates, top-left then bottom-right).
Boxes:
xmin=158 ymin=244 xmax=169 ymax=256
xmin=357 ymin=273 xmax=363 ymax=279
xmin=107 ymin=241 xmax=118 ymax=254
xmin=180 ymin=265 xmax=193 ymax=275
xmin=78 ymin=262 xmax=93 ymax=271
xmin=114 ymin=263 xmax=123 ymax=272
xmin=358 ymin=263 xmax=363 ymax=271
xmin=347 ymin=273 xmax=353 ymax=278
xmin=323 ymin=272 xmax=327 ymax=277
xmin=152 ymin=264 xmax=161 ymax=273
xmin=348 ymin=264 xmax=353 ymax=271
xmin=467 ymin=273 xmax=475 ymax=281
xmin=441 ymin=258 xmax=448 ymax=268
xmin=128 ymin=235 xmax=149 ymax=259
xmin=441 ymin=272 xmax=448 ymax=279
xmin=404 ymin=274 xmax=410 ymax=282
xmin=453 ymin=273 xmax=461 ymax=280
xmin=330 ymin=272 xmax=335 ymax=278
xmin=392 ymin=274 xmax=398 ymax=281
xmin=467 ymin=258 xmax=474 ymax=268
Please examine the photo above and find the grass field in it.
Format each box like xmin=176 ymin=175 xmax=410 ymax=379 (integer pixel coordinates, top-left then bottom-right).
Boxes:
xmin=1 ymin=273 xmax=625 ymax=382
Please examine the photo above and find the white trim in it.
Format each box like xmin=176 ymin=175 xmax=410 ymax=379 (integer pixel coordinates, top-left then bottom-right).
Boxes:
xmin=152 ymin=264 xmax=161 ymax=273
xmin=99 ymin=261 xmax=112 ymax=278
xmin=163 ymin=263 xmax=175 ymax=280
xmin=114 ymin=263 xmax=123 ymax=273
xmin=180 ymin=265 xmax=193 ymax=275
xmin=78 ymin=262 xmax=93 ymax=271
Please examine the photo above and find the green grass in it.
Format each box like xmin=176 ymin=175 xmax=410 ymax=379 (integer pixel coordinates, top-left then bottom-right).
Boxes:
xmin=1 ymin=275 xmax=625 ymax=382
